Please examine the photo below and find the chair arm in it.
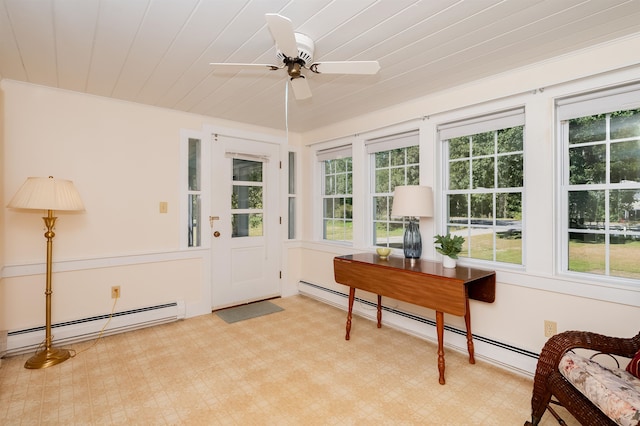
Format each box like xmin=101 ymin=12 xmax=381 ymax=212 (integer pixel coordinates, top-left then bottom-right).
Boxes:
xmin=528 ymin=330 xmax=640 ymax=425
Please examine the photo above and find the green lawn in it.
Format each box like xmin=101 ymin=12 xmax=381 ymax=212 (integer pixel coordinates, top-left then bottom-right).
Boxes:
xmin=326 ymin=222 xmax=640 ymax=279
xmin=568 ymin=239 xmax=640 ymax=278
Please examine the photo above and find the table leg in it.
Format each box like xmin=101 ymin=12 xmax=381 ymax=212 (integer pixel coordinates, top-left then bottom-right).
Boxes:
xmin=376 ymin=295 xmax=382 ymax=328
xmin=464 ymin=297 xmax=475 ymax=364
xmin=345 ymin=287 xmax=355 ymax=340
xmin=436 ymin=310 xmax=445 ymax=385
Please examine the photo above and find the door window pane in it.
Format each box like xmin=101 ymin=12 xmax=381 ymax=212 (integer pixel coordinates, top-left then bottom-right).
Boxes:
xmin=232 ymin=186 xmax=263 ymax=209
xmin=232 ymin=213 xmax=263 ymax=237
xmin=232 ymin=159 xmax=264 ymax=238
xmin=233 ymin=159 xmax=262 ymax=182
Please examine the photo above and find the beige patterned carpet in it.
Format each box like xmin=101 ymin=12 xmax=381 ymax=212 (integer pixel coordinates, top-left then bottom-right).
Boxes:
xmin=0 ymin=295 xmax=578 ymax=425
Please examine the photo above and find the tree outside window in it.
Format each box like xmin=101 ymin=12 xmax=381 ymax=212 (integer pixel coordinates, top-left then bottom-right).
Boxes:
xmin=443 ymin=121 xmax=524 ymax=265
xmin=564 ymin=108 xmax=640 ymax=279
xmin=372 ymin=145 xmax=420 ymax=248
xmin=322 ymin=157 xmax=353 ymax=242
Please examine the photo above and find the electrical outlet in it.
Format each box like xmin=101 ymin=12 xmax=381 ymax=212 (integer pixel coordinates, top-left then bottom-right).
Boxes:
xmin=544 ymin=320 xmax=557 ymax=337
xmin=111 ymin=286 xmax=121 ymax=299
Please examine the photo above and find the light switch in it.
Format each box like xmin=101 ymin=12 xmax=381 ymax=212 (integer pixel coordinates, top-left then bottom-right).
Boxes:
xmin=159 ymin=202 xmax=168 ymax=213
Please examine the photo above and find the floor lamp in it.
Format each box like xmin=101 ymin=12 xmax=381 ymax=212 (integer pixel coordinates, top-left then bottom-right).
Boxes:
xmin=7 ymin=176 xmax=85 ymax=369
xmin=391 ymin=185 xmax=434 ymax=260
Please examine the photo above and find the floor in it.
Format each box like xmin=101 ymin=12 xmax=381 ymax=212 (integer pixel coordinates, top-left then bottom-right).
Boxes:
xmin=0 ymin=295 xmax=578 ymax=425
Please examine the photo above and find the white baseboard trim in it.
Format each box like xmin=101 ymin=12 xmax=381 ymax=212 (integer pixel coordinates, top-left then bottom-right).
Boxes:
xmin=4 ymin=301 xmax=185 ymax=357
xmin=298 ymin=281 xmax=539 ymax=377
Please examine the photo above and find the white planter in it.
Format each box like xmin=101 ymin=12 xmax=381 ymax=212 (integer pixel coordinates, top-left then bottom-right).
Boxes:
xmin=442 ymin=256 xmax=457 ymax=268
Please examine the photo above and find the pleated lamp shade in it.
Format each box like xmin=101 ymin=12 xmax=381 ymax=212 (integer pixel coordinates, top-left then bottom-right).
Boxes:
xmin=7 ymin=176 xmax=85 ymax=211
xmin=391 ymin=185 xmax=433 ymax=218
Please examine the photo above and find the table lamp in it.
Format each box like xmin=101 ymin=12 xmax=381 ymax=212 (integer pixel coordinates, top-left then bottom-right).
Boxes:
xmin=391 ymin=185 xmax=433 ymax=259
xmin=7 ymin=176 xmax=85 ymax=369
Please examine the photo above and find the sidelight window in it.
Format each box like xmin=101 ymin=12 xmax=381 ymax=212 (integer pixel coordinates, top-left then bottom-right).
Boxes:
xmin=187 ymin=138 xmax=202 ymax=247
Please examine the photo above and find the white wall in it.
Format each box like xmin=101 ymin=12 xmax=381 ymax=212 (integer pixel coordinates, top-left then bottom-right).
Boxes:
xmin=295 ymin=34 xmax=640 ymax=364
xmin=0 ymin=80 xmax=288 ymax=334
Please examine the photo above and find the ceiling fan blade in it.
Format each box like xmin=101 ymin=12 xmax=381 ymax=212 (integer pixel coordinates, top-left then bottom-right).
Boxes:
xmin=310 ymin=61 xmax=380 ymax=75
xmin=265 ymin=13 xmax=298 ymax=59
xmin=210 ymin=63 xmax=280 ymax=72
xmin=290 ymin=77 xmax=312 ymax=100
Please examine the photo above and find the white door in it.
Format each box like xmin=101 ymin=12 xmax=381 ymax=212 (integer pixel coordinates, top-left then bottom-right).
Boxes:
xmin=210 ymin=135 xmax=281 ymax=309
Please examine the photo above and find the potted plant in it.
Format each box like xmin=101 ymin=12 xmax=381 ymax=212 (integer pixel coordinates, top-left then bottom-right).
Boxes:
xmin=434 ymin=234 xmax=465 ymax=268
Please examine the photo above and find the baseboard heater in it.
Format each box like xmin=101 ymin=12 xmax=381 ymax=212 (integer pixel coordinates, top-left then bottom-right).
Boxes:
xmin=4 ymin=301 xmax=186 ymax=357
xmin=298 ymin=280 xmax=540 ymax=377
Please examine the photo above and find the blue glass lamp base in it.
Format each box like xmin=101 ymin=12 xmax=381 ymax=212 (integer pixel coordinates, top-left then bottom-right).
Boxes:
xmin=403 ymin=218 xmax=422 ymax=259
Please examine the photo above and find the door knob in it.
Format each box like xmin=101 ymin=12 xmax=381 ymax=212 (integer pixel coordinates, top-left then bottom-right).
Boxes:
xmin=213 ymin=231 xmax=221 ymax=238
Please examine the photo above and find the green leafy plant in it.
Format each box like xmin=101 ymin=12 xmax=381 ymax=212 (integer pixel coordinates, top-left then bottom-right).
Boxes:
xmin=434 ymin=234 xmax=465 ymax=259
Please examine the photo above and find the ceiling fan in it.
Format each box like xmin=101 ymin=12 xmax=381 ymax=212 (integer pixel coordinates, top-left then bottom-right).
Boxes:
xmin=210 ymin=13 xmax=380 ymax=100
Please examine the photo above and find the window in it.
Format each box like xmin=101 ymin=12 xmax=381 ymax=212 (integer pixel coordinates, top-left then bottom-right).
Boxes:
xmin=367 ymin=132 xmax=420 ymax=248
xmin=187 ymin=138 xmax=202 ymax=247
xmin=439 ymin=109 xmax=524 ymax=264
xmin=558 ymin=83 xmax=640 ymax=280
xmin=318 ymin=146 xmax=352 ymax=242
xmin=288 ymin=151 xmax=296 ymax=239
xmin=231 ymin=158 xmax=264 ymax=237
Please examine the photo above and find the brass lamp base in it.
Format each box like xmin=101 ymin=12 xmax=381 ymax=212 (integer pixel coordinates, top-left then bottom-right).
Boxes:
xmin=24 ymin=347 xmax=71 ymax=369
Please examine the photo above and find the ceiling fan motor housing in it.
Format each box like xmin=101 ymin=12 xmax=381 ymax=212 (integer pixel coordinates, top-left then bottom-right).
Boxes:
xmin=276 ymin=33 xmax=315 ymax=65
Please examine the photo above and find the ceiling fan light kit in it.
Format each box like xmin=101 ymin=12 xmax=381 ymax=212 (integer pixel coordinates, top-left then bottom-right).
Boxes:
xmin=210 ymin=13 xmax=380 ymax=101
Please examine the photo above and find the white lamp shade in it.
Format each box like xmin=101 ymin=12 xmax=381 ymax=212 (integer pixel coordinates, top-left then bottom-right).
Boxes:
xmin=391 ymin=185 xmax=433 ymax=218
xmin=7 ymin=176 xmax=85 ymax=211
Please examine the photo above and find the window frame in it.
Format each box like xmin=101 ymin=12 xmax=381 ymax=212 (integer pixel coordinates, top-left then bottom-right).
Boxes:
xmin=287 ymin=150 xmax=298 ymax=240
xmin=180 ymin=129 xmax=210 ymax=250
xmin=318 ymin=145 xmax=354 ymax=244
xmin=438 ymin=108 xmax=525 ymax=266
xmin=366 ymin=131 xmax=420 ymax=249
xmin=557 ymin=82 xmax=640 ymax=283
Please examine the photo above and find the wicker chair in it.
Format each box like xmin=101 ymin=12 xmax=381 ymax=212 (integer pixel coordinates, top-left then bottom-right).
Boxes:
xmin=524 ymin=330 xmax=640 ymax=426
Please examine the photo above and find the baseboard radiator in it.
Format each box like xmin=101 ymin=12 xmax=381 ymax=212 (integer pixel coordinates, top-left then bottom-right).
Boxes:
xmin=299 ymin=281 xmax=540 ymax=377
xmin=4 ymin=301 xmax=186 ymax=357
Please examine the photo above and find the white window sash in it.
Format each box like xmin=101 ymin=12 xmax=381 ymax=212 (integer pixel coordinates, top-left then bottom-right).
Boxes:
xmin=317 ymin=145 xmax=352 ymax=162
xmin=556 ymin=81 xmax=640 ymax=121
xmin=438 ymin=108 xmax=525 ymax=140
xmin=365 ymin=131 xmax=419 ymax=154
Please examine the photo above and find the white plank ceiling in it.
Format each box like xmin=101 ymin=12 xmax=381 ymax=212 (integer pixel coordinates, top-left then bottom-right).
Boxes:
xmin=1 ymin=0 xmax=639 ymax=133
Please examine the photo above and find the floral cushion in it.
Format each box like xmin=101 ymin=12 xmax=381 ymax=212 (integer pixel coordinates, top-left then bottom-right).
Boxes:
xmin=559 ymin=351 xmax=640 ymax=426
